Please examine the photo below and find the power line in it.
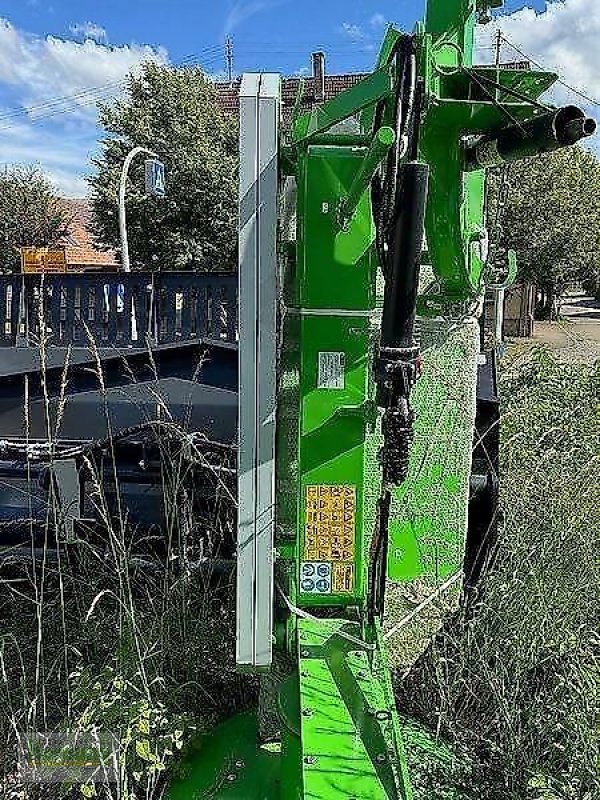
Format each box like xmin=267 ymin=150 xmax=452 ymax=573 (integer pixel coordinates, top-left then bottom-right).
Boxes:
xmin=499 ymin=33 xmax=600 ymax=108
xmin=0 ymin=44 xmax=226 ymax=127
xmin=0 ymin=35 xmax=444 ymax=131
xmin=0 ymin=55 xmax=228 ymax=130
xmin=11 ymin=30 xmax=593 ymax=129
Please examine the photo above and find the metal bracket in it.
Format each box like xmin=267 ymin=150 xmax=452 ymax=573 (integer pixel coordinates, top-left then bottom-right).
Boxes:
xmin=52 ymin=459 xmax=81 ymax=541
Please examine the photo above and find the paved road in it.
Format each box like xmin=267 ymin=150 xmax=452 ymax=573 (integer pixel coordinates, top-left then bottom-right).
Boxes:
xmin=530 ymin=294 xmax=600 ymax=364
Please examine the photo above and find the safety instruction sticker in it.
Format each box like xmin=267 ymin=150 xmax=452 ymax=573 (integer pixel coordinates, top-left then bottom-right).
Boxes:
xmin=332 ymin=563 xmax=355 ymax=594
xmin=302 ymin=485 xmax=356 ymax=594
xmin=317 ymin=352 xmax=345 ymax=390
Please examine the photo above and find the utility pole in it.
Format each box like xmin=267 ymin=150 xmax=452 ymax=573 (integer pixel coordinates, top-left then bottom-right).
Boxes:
xmin=225 ymin=37 xmax=234 ymax=85
xmin=495 ymin=28 xmax=502 ymax=101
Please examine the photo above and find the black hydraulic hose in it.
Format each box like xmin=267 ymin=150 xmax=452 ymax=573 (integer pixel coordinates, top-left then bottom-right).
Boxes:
xmin=373 ymin=34 xmax=416 ymax=279
xmin=369 ymin=36 xmax=426 ymax=619
xmin=407 ymin=79 xmax=424 ymax=162
xmin=368 ymin=490 xmax=392 ymax=623
xmin=380 ymin=162 xmax=430 ymax=351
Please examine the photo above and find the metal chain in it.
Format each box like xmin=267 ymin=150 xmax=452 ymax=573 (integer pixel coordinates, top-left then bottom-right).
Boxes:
xmin=484 ymin=162 xmax=512 ymax=284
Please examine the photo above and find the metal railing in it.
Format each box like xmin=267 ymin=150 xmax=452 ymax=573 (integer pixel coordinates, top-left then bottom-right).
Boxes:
xmin=0 ymin=272 xmax=238 ymax=348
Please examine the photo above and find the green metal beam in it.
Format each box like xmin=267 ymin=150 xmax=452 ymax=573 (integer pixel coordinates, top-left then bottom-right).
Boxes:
xmin=296 ymin=618 xmax=412 ymax=800
xmin=292 ymin=66 xmax=395 ymax=144
xmin=339 ymin=126 xmax=396 ymax=229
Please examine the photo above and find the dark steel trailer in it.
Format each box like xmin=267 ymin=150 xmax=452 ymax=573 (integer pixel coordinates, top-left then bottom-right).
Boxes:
xmin=0 ymin=271 xmax=238 ymax=542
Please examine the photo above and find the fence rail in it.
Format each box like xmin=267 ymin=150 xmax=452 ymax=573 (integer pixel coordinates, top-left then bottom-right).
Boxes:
xmin=0 ymin=272 xmax=238 ymax=348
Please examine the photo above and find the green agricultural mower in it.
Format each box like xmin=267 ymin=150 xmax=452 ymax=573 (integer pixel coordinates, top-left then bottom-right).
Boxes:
xmin=170 ymin=1 xmax=596 ymax=797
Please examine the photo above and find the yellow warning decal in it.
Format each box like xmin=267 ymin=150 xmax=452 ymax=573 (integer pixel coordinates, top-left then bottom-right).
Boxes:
xmin=332 ymin=563 xmax=355 ymax=594
xmin=304 ymin=485 xmax=356 ymax=593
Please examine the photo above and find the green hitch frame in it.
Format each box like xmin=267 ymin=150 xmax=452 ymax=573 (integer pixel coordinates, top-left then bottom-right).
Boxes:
xmin=339 ymin=126 xmax=396 ymax=229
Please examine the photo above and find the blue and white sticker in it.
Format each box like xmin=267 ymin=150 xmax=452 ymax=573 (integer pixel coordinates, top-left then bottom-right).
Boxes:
xmin=300 ymin=561 xmax=332 ymax=594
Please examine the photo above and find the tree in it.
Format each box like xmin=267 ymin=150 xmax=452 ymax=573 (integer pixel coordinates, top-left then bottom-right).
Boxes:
xmin=0 ymin=165 xmax=70 ymax=273
xmin=488 ymin=146 xmax=600 ymax=318
xmin=89 ymin=62 xmax=238 ymax=272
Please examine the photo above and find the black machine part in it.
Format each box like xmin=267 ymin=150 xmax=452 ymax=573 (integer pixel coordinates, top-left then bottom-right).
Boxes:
xmin=464 ymin=105 xmax=597 ymax=171
xmin=367 ymin=52 xmax=430 ymax=620
xmin=370 ymin=35 xmax=429 ymax=489
xmin=376 ymin=161 xmax=429 ymax=488
xmin=379 ymin=162 xmax=430 ymax=353
xmin=463 ymin=350 xmax=501 ymax=607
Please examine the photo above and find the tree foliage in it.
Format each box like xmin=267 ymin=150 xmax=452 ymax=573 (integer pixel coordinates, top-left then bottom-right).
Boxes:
xmin=489 ymin=146 xmax=600 ymax=312
xmin=89 ymin=62 xmax=238 ymax=272
xmin=0 ymin=165 xmax=70 ymax=273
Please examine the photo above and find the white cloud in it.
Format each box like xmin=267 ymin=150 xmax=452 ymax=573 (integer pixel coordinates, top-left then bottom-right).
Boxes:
xmin=340 ymin=22 xmax=367 ymax=42
xmin=0 ymin=18 xmax=169 ymax=195
xmin=0 ymin=117 xmax=94 ymax=195
xmin=45 ymin=168 xmax=90 ymax=197
xmin=224 ymin=0 xmax=291 ymax=35
xmin=370 ymin=13 xmax=387 ymax=29
xmin=0 ymin=19 xmax=167 ymax=120
xmin=69 ymin=21 xmax=108 ymax=44
xmin=339 ymin=20 xmax=378 ymax=52
xmin=476 ymin=0 xmax=600 ymax=106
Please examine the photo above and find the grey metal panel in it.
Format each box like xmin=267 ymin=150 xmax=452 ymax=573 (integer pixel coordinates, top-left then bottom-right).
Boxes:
xmin=237 ymin=73 xmax=280 ymax=669
xmin=254 ymin=74 xmax=280 ymax=667
xmin=237 ymin=73 xmax=261 ymax=667
xmin=52 ymin=459 xmax=81 ymax=540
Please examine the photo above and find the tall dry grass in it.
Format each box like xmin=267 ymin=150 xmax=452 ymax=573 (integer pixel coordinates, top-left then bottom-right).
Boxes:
xmin=0 ymin=329 xmax=596 ymax=800
xmin=0 ymin=330 xmax=246 ymax=800
xmin=400 ymin=348 xmax=599 ymax=799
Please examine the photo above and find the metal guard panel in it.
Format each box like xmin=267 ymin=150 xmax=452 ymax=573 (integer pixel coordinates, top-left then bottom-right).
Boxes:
xmin=237 ymin=73 xmax=281 ymax=670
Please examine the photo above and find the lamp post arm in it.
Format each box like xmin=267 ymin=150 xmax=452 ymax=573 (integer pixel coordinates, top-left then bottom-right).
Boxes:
xmin=118 ymin=146 xmax=159 ymax=272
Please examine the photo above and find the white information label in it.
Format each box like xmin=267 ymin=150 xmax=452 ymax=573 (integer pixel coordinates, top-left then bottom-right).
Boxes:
xmin=318 ymin=352 xmax=345 ymax=390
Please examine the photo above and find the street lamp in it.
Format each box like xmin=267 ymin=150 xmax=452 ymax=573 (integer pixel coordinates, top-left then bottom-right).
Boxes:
xmin=118 ymin=145 xmax=159 ymax=273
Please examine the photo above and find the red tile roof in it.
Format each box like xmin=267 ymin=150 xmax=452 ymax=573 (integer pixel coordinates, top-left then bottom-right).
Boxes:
xmin=216 ymin=73 xmax=368 ymax=126
xmin=59 ymin=199 xmax=119 ymax=271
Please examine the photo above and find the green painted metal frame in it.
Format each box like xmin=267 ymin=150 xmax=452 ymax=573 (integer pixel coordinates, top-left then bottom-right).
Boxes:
xmin=273 ymin=2 xmax=564 ymax=794
xmin=296 ymin=618 xmax=412 ymax=799
xmin=292 ymin=66 xmax=396 ymax=144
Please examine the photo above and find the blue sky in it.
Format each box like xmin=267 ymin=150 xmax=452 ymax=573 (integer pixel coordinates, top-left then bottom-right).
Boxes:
xmin=0 ymin=0 xmax=595 ymax=195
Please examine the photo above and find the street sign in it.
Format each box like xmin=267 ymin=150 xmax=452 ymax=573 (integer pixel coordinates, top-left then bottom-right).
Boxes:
xmin=145 ymin=158 xmax=166 ymax=198
xmin=21 ymin=247 xmax=67 ymax=273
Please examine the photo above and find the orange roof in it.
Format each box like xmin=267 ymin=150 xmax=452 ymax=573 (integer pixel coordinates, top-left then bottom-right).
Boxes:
xmin=59 ymin=199 xmax=119 ymax=270
xmin=216 ymin=73 xmax=368 ymax=127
